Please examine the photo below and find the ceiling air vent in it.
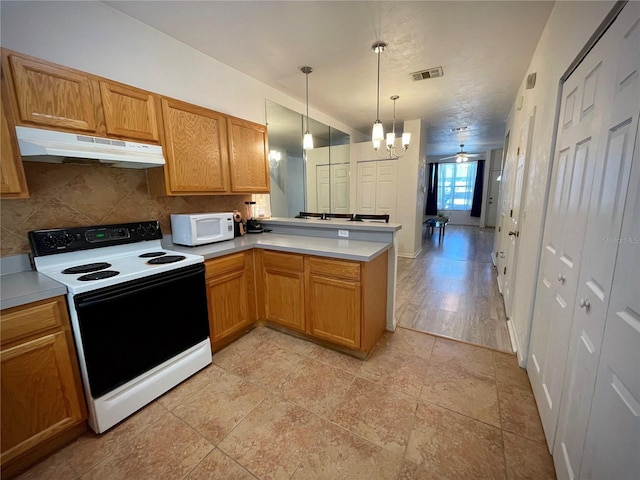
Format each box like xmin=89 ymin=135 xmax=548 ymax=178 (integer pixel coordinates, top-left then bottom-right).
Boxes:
xmin=410 ymin=66 xmax=444 ymax=81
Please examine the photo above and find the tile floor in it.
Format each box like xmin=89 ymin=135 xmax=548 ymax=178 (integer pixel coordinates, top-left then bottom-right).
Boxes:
xmin=17 ymin=326 xmax=555 ymax=480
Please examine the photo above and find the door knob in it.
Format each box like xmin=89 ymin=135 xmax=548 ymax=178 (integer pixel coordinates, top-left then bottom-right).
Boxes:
xmin=580 ymin=298 xmax=591 ymax=309
xmin=557 ymin=274 xmax=566 ymax=283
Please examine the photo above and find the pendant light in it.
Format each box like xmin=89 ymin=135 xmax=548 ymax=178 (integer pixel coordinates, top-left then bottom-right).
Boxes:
xmin=301 ymin=66 xmax=314 ymax=150
xmin=371 ymin=41 xmax=387 ymax=148
xmin=377 ymin=95 xmax=410 ymax=159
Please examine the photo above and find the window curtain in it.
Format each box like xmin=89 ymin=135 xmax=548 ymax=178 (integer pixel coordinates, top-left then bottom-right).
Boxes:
xmin=425 ymin=162 xmax=438 ymax=215
xmin=470 ymin=159 xmax=485 ymax=217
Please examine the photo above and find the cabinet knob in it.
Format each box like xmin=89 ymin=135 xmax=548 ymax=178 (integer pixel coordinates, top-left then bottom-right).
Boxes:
xmin=557 ymin=274 xmax=566 ymax=283
xmin=580 ymin=298 xmax=591 ymax=309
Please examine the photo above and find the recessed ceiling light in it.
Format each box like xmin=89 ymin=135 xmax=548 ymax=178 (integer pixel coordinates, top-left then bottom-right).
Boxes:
xmin=450 ymin=126 xmax=469 ymax=132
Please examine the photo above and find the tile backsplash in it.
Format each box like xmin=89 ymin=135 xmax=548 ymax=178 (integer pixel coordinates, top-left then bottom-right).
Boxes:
xmin=0 ymin=163 xmax=251 ymax=257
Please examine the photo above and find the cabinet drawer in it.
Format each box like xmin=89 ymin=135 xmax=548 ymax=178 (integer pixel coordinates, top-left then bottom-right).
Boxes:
xmin=308 ymin=256 xmax=360 ymax=281
xmin=262 ymin=250 xmax=304 ymax=272
xmin=205 ymin=252 xmax=245 ymax=278
xmin=1 ymin=298 xmax=65 ymax=345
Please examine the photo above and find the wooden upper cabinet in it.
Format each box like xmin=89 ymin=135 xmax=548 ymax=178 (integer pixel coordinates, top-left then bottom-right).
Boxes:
xmin=1 ymin=85 xmax=28 ymax=198
xmin=99 ymin=81 xmax=160 ymax=143
xmin=8 ymin=54 xmax=98 ymax=132
xmin=159 ymin=98 xmax=230 ymax=194
xmin=227 ymin=116 xmax=270 ymax=193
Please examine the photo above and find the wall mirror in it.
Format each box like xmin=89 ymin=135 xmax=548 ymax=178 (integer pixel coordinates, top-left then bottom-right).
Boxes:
xmin=265 ymin=100 xmax=350 ymax=217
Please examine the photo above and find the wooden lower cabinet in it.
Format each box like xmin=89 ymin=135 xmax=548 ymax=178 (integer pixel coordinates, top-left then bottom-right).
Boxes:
xmin=256 ymin=249 xmax=388 ymax=355
xmin=205 ymin=251 xmax=257 ymax=350
xmin=256 ymin=250 xmax=306 ymax=332
xmin=1 ymin=296 xmax=87 ymax=479
xmin=307 ymin=257 xmax=362 ymax=349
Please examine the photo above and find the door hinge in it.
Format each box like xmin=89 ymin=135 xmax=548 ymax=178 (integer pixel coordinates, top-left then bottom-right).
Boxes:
xmin=503 ymin=267 xmax=507 ymax=275
xmin=498 ymin=226 xmax=501 ymax=232
xmin=510 ymin=209 xmax=513 ymax=217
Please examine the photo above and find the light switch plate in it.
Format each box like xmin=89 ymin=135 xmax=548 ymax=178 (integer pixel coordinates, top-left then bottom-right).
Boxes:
xmin=338 ymin=230 xmax=349 ymax=238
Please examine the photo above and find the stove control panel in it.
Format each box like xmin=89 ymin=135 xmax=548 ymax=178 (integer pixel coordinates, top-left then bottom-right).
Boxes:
xmin=29 ymin=221 xmax=163 ymax=256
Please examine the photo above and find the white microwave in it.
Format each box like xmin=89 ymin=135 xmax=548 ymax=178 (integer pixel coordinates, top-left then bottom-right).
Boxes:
xmin=170 ymin=213 xmax=235 ymax=246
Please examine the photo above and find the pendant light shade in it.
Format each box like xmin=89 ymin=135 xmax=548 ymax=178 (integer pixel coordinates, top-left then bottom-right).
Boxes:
xmin=371 ymin=41 xmax=387 ymax=147
xmin=301 ymin=66 xmax=314 ymax=150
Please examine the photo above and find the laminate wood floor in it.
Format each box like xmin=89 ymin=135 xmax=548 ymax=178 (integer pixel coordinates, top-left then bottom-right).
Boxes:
xmin=396 ymin=225 xmax=513 ymax=353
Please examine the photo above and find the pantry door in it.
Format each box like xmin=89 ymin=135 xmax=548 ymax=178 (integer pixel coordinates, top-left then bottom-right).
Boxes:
xmin=527 ymin=15 xmax=610 ymax=448
xmin=554 ymin=5 xmax=639 ymax=478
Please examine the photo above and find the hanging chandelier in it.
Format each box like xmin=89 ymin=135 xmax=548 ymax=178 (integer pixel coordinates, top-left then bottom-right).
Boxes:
xmin=301 ymin=66 xmax=314 ymax=150
xmin=371 ymin=42 xmax=410 ymax=158
xmin=376 ymin=95 xmax=411 ymax=159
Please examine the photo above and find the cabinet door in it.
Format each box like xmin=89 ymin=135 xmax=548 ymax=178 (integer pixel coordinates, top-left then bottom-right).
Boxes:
xmin=8 ymin=54 xmax=97 ymax=132
xmin=100 ymin=81 xmax=160 ymax=142
xmin=307 ymin=257 xmax=361 ymax=349
xmin=1 ymin=331 xmax=86 ymax=465
xmin=1 ymin=90 xmax=28 ymax=198
xmin=227 ymin=116 xmax=270 ymax=193
xmin=261 ymin=251 xmax=305 ymax=331
xmin=207 ymin=270 xmax=249 ymax=342
xmin=161 ymin=98 xmax=230 ymax=194
xmin=205 ymin=252 xmax=256 ymax=345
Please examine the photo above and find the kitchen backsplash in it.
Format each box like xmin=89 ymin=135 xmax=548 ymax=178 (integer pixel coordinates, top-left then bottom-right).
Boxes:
xmin=0 ymin=163 xmax=251 ymax=257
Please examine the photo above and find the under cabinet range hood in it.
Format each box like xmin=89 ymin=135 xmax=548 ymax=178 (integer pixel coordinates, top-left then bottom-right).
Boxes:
xmin=15 ymin=126 xmax=165 ymax=169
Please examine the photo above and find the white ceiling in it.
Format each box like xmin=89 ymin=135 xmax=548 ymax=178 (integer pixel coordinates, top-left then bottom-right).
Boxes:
xmin=103 ymin=1 xmax=554 ymax=157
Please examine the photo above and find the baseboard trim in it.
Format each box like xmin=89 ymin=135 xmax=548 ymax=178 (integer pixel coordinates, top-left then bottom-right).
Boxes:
xmin=398 ymin=247 xmax=423 ymax=259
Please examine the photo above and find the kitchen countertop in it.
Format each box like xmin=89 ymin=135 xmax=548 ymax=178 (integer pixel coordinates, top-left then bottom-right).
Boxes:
xmin=1 ymin=271 xmax=68 ymax=310
xmin=163 ymin=232 xmax=391 ymax=262
xmin=261 ymin=217 xmax=402 ymax=232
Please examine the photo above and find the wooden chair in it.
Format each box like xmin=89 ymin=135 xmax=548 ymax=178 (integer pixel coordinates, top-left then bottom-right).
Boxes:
xmin=297 ymin=212 xmax=324 ymax=219
xmin=324 ymin=213 xmax=354 ymax=220
xmin=353 ymin=214 xmax=390 ymax=223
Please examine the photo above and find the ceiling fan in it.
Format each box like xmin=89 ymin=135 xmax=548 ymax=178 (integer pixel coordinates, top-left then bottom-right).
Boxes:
xmin=440 ymin=144 xmax=480 ymax=163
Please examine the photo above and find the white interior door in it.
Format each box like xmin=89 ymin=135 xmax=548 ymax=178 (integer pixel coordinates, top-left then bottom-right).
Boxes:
xmin=485 ymin=169 xmax=500 ymax=227
xmin=503 ymin=112 xmax=533 ymax=317
xmin=330 ymin=163 xmax=350 ymax=213
xmin=553 ymin=6 xmax=639 ymax=478
xmin=374 ymin=160 xmax=398 ymax=220
xmin=356 ymin=162 xmax=376 ymax=214
xmin=316 ymin=165 xmax=330 ymax=212
xmin=528 ymin=2 xmax=638 ymax=453
xmin=581 ymin=126 xmax=639 ymax=478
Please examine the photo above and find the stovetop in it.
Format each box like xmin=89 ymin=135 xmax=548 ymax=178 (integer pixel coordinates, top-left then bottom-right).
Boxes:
xmin=30 ymin=221 xmax=204 ymax=295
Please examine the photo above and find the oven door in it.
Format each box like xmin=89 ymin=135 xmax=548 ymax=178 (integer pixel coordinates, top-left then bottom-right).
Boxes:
xmin=73 ymin=264 xmax=209 ymax=399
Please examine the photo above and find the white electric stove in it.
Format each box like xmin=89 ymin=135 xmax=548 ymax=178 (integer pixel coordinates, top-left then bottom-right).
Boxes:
xmin=29 ymin=221 xmax=212 ymax=433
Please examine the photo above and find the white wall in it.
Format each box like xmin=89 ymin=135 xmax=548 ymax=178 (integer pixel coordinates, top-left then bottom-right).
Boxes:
xmin=496 ymin=1 xmax=617 ymax=364
xmin=0 ymin=1 xmax=364 ymax=142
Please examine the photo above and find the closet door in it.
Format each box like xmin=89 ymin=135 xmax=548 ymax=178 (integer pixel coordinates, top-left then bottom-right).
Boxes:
xmin=527 ymin=6 xmax=622 ymax=450
xmin=554 ymin=6 xmax=639 ymax=478
xmin=580 ymin=120 xmax=639 ymax=479
xmin=356 ymin=162 xmax=377 ymax=215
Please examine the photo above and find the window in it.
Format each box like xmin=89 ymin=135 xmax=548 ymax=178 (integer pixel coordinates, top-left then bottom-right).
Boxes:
xmin=437 ymin=162 xmax=477 ymax=211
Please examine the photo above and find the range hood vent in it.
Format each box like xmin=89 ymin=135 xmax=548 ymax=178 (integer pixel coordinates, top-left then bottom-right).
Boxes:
xmin=410 ymin=67 xmax=444 ymax=81
xmin=15 ymin=126 xmax=165 ymax=169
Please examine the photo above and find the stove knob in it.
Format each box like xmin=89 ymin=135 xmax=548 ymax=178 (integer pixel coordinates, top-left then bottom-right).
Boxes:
xmin=147 ymin=224 xmax=157 ymax=236
xmin=136 ymin=224 xmax=147 ymax=236
xmin=117 ymin=228 xmax=127 ymax=237
xmin=62 ymin=233 xmax=74 ymax=246
xmin=55 ymin=235 xmax=68 ymax=247
xmin=43 ymin=236 xmax=57 ymax=248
